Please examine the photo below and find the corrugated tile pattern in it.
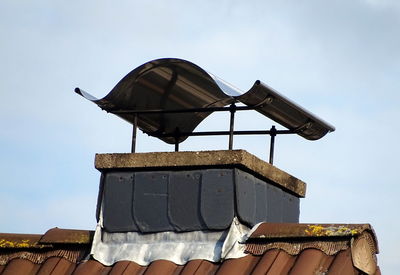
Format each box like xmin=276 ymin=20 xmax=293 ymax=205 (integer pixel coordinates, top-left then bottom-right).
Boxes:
xmin=0 ymin=248 xmax=87 ymax=265
xmin=0 ymin=225 xmax=380 ymax=275
xmin=0 ymin=249 xmax=381 ymax=275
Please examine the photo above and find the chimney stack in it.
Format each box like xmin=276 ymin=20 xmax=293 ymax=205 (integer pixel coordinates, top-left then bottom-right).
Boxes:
xmin=95 ymin=150 xmax=305 ymax=234
xmin=75 ymin=58 xmax=334 ymax=265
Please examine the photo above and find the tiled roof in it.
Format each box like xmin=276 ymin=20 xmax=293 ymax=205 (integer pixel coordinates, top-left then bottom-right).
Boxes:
xmin=0 ymin=223 xmax=380 ymax=275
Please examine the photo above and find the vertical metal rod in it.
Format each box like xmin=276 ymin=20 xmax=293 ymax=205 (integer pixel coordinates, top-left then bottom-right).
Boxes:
xmin=228 ymin=104 xmax=236 ymax=150
xmin=269 ymin=125 xmax=276 ymax=164
xmin=131 ymin=114 xmax=138 ymax=153
xmin=174 ymin=128 xmax=180 ymax=152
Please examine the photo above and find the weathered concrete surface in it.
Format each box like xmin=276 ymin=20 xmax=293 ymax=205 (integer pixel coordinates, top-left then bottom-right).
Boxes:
xmin=95 ymin=150 xmax=306 ymax=197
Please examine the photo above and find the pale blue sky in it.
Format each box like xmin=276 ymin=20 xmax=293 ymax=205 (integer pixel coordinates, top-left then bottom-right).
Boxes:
xmin=1 ymin=0 xmax=399 ymax=273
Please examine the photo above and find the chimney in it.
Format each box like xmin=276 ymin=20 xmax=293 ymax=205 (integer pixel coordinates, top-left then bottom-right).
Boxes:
xmin=75 ymin=58 xmax=334 ymax=265
xmin=94 ymin=150 xmax=305 ymax=234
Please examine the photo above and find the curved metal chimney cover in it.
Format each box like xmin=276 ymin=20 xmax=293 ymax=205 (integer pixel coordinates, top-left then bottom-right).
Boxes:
xmin=75 ymin=58 xmax=241 ymax=144
xmin=238 ymin=81 xmax=335 ymax=140
xmin=75 ymin=58 xmax=335 ymax=144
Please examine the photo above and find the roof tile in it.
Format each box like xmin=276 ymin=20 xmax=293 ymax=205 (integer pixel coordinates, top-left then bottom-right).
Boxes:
xmin=181 ymin=260 xmax=219 ymax=275
xmin=250 ymin=249 xmax=280 ymax=275
xmin=216 ymin=255 xmax=260 ymax=275
xmin=0 ymin=225 xmax=380 ymax=275
xmin=265 ymin=250 xmax=296 ymax=275
xmin=72 ymin=259 xmax=111 ymax=275
xmin=2 ymin=258 xmax=40 ymax=275
xmin=40 ymin=228 xmax=94 ymax=245
xmin=108 ymin=260 xmax=145 ymax=275
xmin=145 ymin=260 xmax=181 ymax=275
xmin=248 ymin=223 xmax=372 ymax=239
xmin=0 ymin=233 xmax=47 ymax=249
xmin=288 ymin=248 xmax=334 ymax=275
xmin=327 ymin=249 xmax=358 ymax=275
xmin=36 ymin=257 xmax=76 ymax=275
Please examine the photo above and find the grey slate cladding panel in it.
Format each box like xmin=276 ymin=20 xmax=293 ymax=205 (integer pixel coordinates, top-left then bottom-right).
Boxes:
xmin=101 ymin=168 xmax=300 ymax=233
xmin=96 ymin=173 xmax=104 ymax=222
xmin=254 ymin=178 xmax=268 ymax=224
xmin=282 ymin=192 xmax=300 ymax=223
xmin=235 ymin=170 xmax=256 ymax=225
xmin=266 ymin=184 xmax=283 ymax=222
xmin=168 ymin=172 xmax=205 ymax=231
xmin=201 ymin=170 xmax=235 ymax=229
xmin=103 ymin=172 xmax=138 ymax=232
xmin=133 ymin=172 xmax=174 ymax=232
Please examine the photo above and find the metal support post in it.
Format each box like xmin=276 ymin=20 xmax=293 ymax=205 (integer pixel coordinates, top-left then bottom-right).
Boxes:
xmin=228 ymin=103 xmax=236 ymax=150
xmin=269 ymin=125 xmax=277 ymax=164
xmin=131 ymin=114 xmax=138 ymax=153
xmin=174 ymin=128 xmax=180 ymax=152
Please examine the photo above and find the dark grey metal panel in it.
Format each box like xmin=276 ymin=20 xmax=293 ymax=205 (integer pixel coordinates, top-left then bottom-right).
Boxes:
xmin=100 ymin=167 xmax=300 ymax=233
xmin=168 ymin=172 xmax=204 ymax=231
xmin=96 ymin=173 xmax=105 ymax=223
xmin=76 ymin=58 xmax=335 ymax=145
xmin=266 ymin=184 xmax=283 ymax=222
xmin=200 ymin=170 xmax=234 ymax=230
xmin=254 ymin=178 xmax=268 ymax=224
xmin=133 ymin=172 xmax=174 ymax=233
xmin=102 ymin=172 xmax=137 ymax=232
xmin=75 ymin=58 xmax=236 ymax=144
xmin=238 ymin=81 xmax=335 ymax=140
xmin=282 ymin=192 xmax=300 ymax=222
xmin=234 ymin=169 xmax=256 ymax=226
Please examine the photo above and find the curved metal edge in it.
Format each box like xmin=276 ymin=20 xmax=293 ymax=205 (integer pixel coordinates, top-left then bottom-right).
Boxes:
xmin=104 ymin=58 xmax=239 ymax=107
xmin=207 ymin=72 xmax=243 ymax=97
xmin=75 ymin=87 xmax=99 ymax=102
xmin=75 ymin=59 xmax=335 ymax=143
xmin=75 ymin=59 xmax=243 ymax=105
xmin=74 ymin=58 xmax=242 ymax=144
xmin=237 ymin=80 xmax=335 ymax=140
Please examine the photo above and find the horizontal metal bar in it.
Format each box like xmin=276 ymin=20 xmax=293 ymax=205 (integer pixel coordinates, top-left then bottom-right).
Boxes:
xmin=110 ymin=105 xmax=257 ymax=115
xmin=146 ymin=129 xmax=296 ymax=138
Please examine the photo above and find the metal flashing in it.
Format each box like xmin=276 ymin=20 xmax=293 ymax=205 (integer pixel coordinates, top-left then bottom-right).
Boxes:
xmin=91 ymin=218 xmax=249 ymax=266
